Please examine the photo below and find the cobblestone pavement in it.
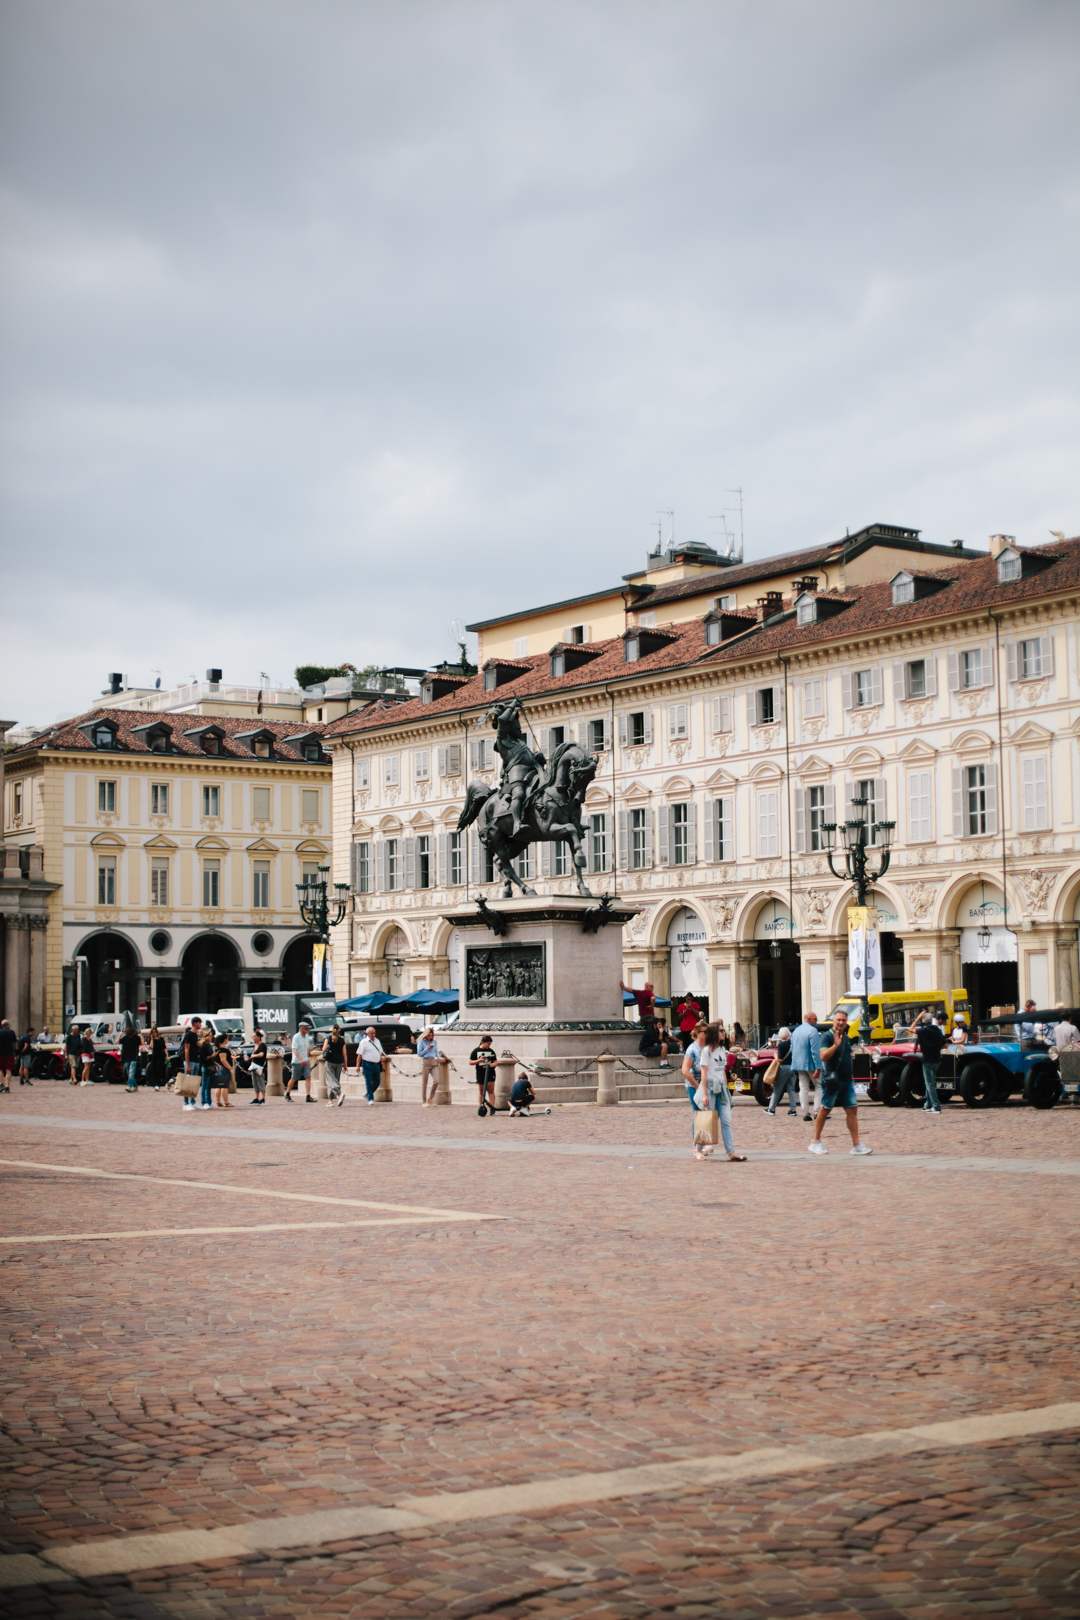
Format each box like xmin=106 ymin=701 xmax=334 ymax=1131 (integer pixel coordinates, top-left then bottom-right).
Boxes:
xmin=1 ymin=1086 xmax=1078 ymax=1615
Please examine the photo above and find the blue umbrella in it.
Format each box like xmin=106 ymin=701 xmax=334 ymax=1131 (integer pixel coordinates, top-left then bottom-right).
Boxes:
xmin=336 ymin=991 xmax=401 ymax=1013
xmin=622 ymin=991 xmax=671 ymax=1007
xmin=404 ymin=988 xmax=459 ymax=1010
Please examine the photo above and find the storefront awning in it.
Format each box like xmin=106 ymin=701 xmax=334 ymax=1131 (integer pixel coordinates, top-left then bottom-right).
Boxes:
xmin=959 ymin=926 xmax=1017 ymax=965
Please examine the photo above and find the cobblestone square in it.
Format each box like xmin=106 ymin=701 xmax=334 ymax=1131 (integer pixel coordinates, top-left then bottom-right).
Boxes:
xmin=1 ymin=1089 xmax=1078 ymax=1616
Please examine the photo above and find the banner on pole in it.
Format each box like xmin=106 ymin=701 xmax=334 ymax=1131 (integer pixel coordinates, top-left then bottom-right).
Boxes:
xmin=847 ymin=905 xmax=881 ymax=997
xmin=312 ymin=942 xmax=334 ymax=993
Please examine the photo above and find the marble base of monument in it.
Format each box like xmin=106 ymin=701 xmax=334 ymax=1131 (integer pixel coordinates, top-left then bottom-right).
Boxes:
xmin=436 ymin=894 xmax=644 ymax=1064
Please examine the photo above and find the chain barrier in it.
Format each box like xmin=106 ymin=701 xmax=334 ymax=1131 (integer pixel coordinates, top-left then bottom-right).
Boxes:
xmin=614 ymin=1054 xmax=684 ymax=1078
xmin=497 ymin=1051 xmax=607 ymax=1078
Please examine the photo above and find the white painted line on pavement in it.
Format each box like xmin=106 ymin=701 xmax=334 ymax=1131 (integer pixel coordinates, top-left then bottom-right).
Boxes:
xmin=2 ymin=1399 xmax=1077 ymax=1588
xmin=0 ymin=1216 xmax=482 ymax=1245
xmin=0 ymin=1158 xmax=502 ymax=1221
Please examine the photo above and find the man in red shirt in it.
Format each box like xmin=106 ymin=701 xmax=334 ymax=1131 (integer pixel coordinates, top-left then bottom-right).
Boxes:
xmin=620 ymin=979 xmax=655 ymax=1021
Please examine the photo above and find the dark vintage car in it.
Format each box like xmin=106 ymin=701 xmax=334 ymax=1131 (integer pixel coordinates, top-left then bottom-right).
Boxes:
xmin=872 ymin=1009 xmax=1073 ymax=1109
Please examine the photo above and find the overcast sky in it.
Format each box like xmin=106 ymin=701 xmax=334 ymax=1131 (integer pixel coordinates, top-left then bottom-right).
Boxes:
xmin=2 ymin=1 xmax=1077 ymax=726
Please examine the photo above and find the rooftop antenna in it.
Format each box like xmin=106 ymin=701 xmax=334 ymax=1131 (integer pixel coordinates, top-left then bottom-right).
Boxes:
xmin=655 ymin=509 xmax=674 ymax=550
xmin=151 ymin=668 xmax=161 ymax=690
xmin=725 ymin=487 xmax=744 ymax=561
xmin=708 ymin=513 xmax=736 ymax=559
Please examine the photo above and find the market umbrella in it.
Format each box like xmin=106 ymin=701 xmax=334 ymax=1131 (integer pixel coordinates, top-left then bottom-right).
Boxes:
xmin=402 ymin=988 xmax=459 ymax=1010
xmin=336 ymin=991 xmax=401 ymax=1014
xmin=622 ymin=991 xmax=671 ymax=1007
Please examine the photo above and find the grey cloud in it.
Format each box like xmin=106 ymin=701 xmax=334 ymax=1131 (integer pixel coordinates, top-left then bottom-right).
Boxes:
xmin=1 ymin=0 xmax=1077 ymax=722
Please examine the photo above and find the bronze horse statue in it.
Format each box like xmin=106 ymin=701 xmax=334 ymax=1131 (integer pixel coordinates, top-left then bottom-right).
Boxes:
xmin=456 ymin=700 xmax=599 ymax=897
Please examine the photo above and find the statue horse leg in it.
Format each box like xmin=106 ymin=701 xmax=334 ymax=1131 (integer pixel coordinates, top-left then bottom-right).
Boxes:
xmin=549 ymin=823 xmax=592 ymax=898
xmin=483 ymin=824 xmax=536 ymax=899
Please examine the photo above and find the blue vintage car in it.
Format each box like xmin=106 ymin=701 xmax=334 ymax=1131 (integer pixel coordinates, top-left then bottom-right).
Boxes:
xmin=895 ymin=1009 xmax=1071 ymax=1110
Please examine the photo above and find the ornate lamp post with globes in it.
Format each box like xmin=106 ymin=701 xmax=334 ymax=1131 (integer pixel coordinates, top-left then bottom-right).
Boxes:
xmin=296 ymin=865 xmax=349 ymax=989
xmin=820 ymin=796 xmax=896 ymax=1046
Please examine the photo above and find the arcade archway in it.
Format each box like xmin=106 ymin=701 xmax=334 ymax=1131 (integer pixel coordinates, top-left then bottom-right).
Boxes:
xmin=75 ymin=931 xmax=141 ymax=1017
xmin=180 ymin=934 xmax=240 ymax=1014
xmin=281 ymin=934 xmax=315 ymax=992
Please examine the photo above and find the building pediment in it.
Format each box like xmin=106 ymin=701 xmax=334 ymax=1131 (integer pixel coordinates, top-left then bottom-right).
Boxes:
xmin=747 ymin=760 xmax=782 ymax=780
xmin=623 ymin=778 xmax=652 ymax=801
xmin=1009 ymin=720 xmax=1053 ymax=746
xmin=661 ymin=774 xmax=694 ymax=796
xmin=143 ymin=833 xmax=179 ymax=850
xmin=195 ymin=834 xmax=230 ymax=851
xmin=704 ymin=766 xmax=739 ymax=790
xmin=842 ymin=745 xmax=884 ymax=770
xmin=794 ymin=753 xmax=832 ymax=776
xmin=90 ymin=831 xmax=126 ymax=848
xmin=897 ymin=737 xmax=938 ymax=761
xmin=295 ymin=838 xmax=329 ymax=854
xmin=245 ymin=838 xmax=280 ymax=855
xmin=952 ymin=728 xmax=995 ymax=754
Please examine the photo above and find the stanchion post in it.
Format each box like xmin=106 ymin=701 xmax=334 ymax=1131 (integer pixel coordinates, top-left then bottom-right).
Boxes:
xmin=596 ymin=1052 xmax=618 ymax=1105
xmin=312 ymin=1055 xmax=327 ymax=1101
xmin=494 ymin=1057 xmax=514 ymax=1111
xmin=374 ymin=1054 xmax=393 ymax=1103
xmin=432 ymin=1055 xmax=452 ymax=1105
xmin=266 ymin=1048 xmax=284 ymax=1097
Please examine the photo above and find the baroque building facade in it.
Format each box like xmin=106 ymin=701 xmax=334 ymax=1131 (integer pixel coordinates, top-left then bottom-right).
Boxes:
xmin=327 ymin=536 xmax=1080 ymax=1032
xmin=2 ymin=707 xmax=331 ymax=1029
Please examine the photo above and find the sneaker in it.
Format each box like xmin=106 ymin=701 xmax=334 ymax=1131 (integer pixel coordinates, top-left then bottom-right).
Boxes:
xmin=807 ymin=1141 xmax=828 ymax=1155
xmin=508 ymin=1105 xmax=518 ymax=1115
xmin=765 ymin=1107 xmax=775 ymax=1116
xmin=201 ymin=1103 xmax=213 ymax=1110
xmin=658 ymin=1061 xmax=671 ymax=1069
xmin=929 ymin=1108 xmax=941 ymax=1114
xmin=367 ymin=1098 xmax=375 ymax=1106
xmin=249 ymin=1097 xmax=261 ymax=1105
xmin=521 ymin=1107 xmax=531 ymax=1116
xmin=305 ymin=1095 xmax=315 ymax=1103
xmin=283 ymin=1091 xmax=292 ymax=1101
xmin=337 ymin=1093 xmax=345 ymax=1107
xmin=850 ymin=1142 xmax=873 ymax=1156
xmin=787 ymin=1110 xmax=797 ymax=1116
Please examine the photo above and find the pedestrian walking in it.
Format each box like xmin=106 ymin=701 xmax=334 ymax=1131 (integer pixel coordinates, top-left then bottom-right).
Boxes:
xmin=80 ymin=1028 xmax=95 ymax=1085
xmin=788 ymin=1011 xmax=823 ymax=1121
xmin=249 ymin=1030 xmax=268 ymax=1104
xmin=197 ymin=1029 xmax=216 ymax=1109
xmin=469 ymin=1033 xmax=497 ymax=1115
xmin=213 ymin=1036 xmax=235 ymax=1107
xmin=680 ymin=1021 xmax=709 ymax=1149
xmin=692 ymin=1022 xmax=746 ymax=1162
xmin=118 ymin=1024 xmax=142 ymax=1092
xmin=65 ymin=1023 xmax=83 ymax=1084
xmin=323 ymin=1023 xmax=347 ymax=1108
xmin=357 ymin=1026 xmax=385 ymax=1105
xmin=146 ymin=1026 xmax=167 ymax=1090
xmin=808 ymin=1011 xmax=872 ymax=1156
xmin=285 ymin=1020 xmax=315 ymax=1102
xmin=915 ymin=1012 xmax=947 ymax=1113
xmin=418 ymin=1027 xmax=441 ymax=1105
xmin=17 ymin=1027 xmax=36 ymax=1086
xmin=764 ymin=1027 xmax=798 ymax=1117
xmin=0 ymin=1020 xmax=16 ymax=1093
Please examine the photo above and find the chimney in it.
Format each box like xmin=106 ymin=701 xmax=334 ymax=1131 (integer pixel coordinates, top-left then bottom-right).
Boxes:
xmin=205 ymin=667 xmax=222 ymax=692
xmin=988 ymin=534 xmax=1014 ymax=558
xmin=757 ymin=591 xmax=784 ymax=621
xmin=793 ymin=575 xmax=818 ymax=594
xmin=108 ymin=673 xmax=123 ymax=695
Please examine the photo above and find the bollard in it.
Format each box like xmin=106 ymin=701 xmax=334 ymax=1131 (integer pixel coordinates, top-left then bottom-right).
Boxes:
xmin=374 ymin=1054 xmax=393 ymax=1103
xmin=596 ymin=1052 xmax=618 ymax=1105
xmin=431 ymin=1055 xmax=452 ymax=1105
xmin=494 ymin=1057 xmax=514 ymax=1111
xmin=312 ymin=1056 xmax=327 ymax=1102
xmin=266 ymin=1049 xmax=284 ymax=1097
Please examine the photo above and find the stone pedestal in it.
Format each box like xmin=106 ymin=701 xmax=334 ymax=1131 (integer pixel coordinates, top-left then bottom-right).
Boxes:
xmin=266 ymin=1050 xmax=284 ymax=1096
xmin=494 ymin=1057 xmax=514 ymax=1111
xmin=438 ymin=894 xmax=641 ymax=1065
xmin=596 ymin=1052 xmax=618 ymax=1105
xmin=374 ymin=1056 xmax=393 ymax=1103
xmin=431 ymin=1055 xmax=452 ymax=1105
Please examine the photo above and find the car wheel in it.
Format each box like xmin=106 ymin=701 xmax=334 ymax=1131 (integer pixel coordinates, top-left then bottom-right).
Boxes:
xmin=102 ymin=1056 xmax=123 ymax=1085
xmin=899 ymin=1063 xmax=926 ymax=1108
xmin=1024 ymin=1065 xmax=1062 ymax=1110
xmin=877 ymin=1062 xmax=903 ymax=1107
xmin=751 ymin=1075 xmax=773 ymax=1108
xmin=960 ymin=1061 xmax=997 ymax=1108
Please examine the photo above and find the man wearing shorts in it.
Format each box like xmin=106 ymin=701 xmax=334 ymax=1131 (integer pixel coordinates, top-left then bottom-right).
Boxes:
xmin=286 ymin=1020 xmax=315 ymax=1102
xmin=17 ymin=1027 xmax=36 ymax=1085
xmin=469 ymin=1034 xmax=497 ymax=1115
xmin=66 ymin=1023 xmax=84 ymax=1084
xmin=808 ymin=1011 xmax=872 ymax=1156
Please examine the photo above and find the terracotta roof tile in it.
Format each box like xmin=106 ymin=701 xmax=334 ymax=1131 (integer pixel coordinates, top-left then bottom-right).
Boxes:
xmin=319 ymin=536 xmax=1077 ymax=739
xmin=10 ymin=707 xmax=330 ymax=762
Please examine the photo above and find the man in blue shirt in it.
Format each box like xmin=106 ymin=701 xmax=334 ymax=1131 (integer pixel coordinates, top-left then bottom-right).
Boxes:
xmin=789 ymin=1011 xmax=822 ymax=1122
xmin=808 ymin=1011 xmax=873 ymax=1156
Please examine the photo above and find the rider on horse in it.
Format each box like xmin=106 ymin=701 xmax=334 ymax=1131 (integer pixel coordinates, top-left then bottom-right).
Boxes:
xmin=488 ymin=697 xmax=544 ymax=839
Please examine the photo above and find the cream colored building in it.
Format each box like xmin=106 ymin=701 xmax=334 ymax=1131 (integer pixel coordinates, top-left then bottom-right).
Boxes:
xmin=2 ymin=707 xmax=332 ymax=1030
xmin=329 ymin=535 xmax=1080 ymax=1032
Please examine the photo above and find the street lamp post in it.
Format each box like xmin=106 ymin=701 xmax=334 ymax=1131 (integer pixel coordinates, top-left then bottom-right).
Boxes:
xmin=296 ymin=866 xmax=350 ymax=987
xmin=820 ymin=797 xmax=896 ymax=1046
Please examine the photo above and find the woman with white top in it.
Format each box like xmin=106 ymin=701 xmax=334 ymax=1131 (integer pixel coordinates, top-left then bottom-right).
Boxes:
xmin=686 ymin=1022 xmax=747 ymax=1163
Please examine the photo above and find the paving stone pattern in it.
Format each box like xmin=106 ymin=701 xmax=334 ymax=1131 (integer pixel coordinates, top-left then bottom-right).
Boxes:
xmin=2 ymin=1089 xmax=1079 ymax=1616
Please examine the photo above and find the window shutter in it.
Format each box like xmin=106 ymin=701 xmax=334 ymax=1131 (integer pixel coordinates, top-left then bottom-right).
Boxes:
xmin=794 ymin=788 xmax=806 ymax=854
xmin=436 ymin=747 xmax=446 ymax=777
xmin=747 ymin=691 xmax=758 ymax=728
xmin=577 ymin=722 xmax=587 ymax=748
xmin=951 ymin=767 xmax=964 ymax=837
xmin=843 ymin=780 xmax=854 ymax=825
xmin=617 ymin=808 xmax=628 ymax=870
xmin=658 ymin=804 xmax=670 ymax=866
xmin=719 ymin=794 xmax=734 ymax=861
xmin=841 ymin=670 xmax=852 ymax=710
xmin=617 ymin=714 xmax=627 ymax=747
xmin=540 ymin=840 xmax=552 ymax=878
xmin=870 ymin=666 xmax=883 ymax=706
xmin=355 ymin=758 xmax=369 ymax=789
xmin=469 ymin=740 xmax=479 ymax=771
xmin=704 ymin=799 xmax=714 ymax=862
xmin=645 ymin=709 xmax=655 ymax=744
xmin=375 ymin=841 xmax=388 ymax=893
xmin=923 ymin=657 xmax=938 ymax=696
xmin=1022 ymin=757 xmax=1048 ymax=831
xmin=644 ymin=808 xmax=654 ymax=866
xmin=601 ymin=716 xmax=610 ymax=751
xmin=468 ymin=824 xmax=482 ymax=883
xmin=982 ymin=643 xmax=995 ymax=688
xmin=874 ymin=778 xmax=887 ymax=825
xmin=946 ymin=650 xmax=960 ymax=691
xmin=1039 ymin=634 xmax=1054 ymax=676
xmin=773 ymin=685 xmax=784 ymax=725
xmin=402 ymin=838 xmax=417 ymax=890
xmin=1005 ymin=639 xmax=1017 ymax=682
xmin=560 ymin=627 xmax=572 ymax=644
xmin=686 ymin=801 xmax=697 ymax=863
xmin=984 ymin=761 xmax=999 ymax=833
xmin=350 ymin=841 xmax=360 ymax=890
xmin=435 ymin=831 xmax=447 ymax=885
xmin=892 ymin=661 xmax=904 ymax=700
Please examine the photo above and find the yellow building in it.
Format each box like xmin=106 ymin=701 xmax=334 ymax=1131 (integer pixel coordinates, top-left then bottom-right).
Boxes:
xmin=2 ymin=707 xmax=331 ymax=1030
xmin=469 ymin=522 xmax=987 ymax=663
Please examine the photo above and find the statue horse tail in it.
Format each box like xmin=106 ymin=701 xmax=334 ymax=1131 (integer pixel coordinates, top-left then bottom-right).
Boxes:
xmin=456 ymin=780 xmax=493 ymax=832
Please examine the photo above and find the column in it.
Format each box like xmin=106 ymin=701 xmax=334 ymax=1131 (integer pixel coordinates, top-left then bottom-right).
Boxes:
xmin=5 ymin=918 xmax=31 ymax=1034
xmin=28 ymin=917 xmax=48 ymax=1030
xmin=1052 ymin=927 xmax=1079 ymax=1007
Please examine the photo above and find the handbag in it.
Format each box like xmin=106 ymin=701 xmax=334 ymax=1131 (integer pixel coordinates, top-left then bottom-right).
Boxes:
xmin=228 ymin=1071 xmax=237 ymax=1093
xmin=763 ymin=1056 xmax=781 ymax=1085
xmin=176 ymin=1070 xmax=199 ymax=1098
xmin=693 ymin=1109 xmax=719 ymax=1145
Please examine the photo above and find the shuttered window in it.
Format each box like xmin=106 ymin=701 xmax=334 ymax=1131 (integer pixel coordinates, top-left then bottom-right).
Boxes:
xmin=952 ymin=763 xmax=999 ymax=837
xmin=711 ymin=694 xmax=733 ymax=732
xmin=668 ymin=703 xmax=689 ymax=740
xmin=351 ymin=841 xmax=371 ymax=893
xmin=802 ymin=678 xmax=824 ymax=719
xmin=1021 ymin=757 xmax=1049 ymax=831
xmin=907 ymin=773 xmax=932 ymax=843
xmin=383 ymin=754 xmax=399 ymax=786
xmin=436 ymin=744 xmax=463 ymax=777
xmin=757 ymin=791 xmax=779 ymax=857
xmin=355 ymin=758 xmax=369 ymax=789
xmin=703 ymin=797 xmax=735 ymax=862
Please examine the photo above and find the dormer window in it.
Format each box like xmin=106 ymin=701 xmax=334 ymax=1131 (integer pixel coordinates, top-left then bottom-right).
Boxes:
xmin=796 ymin=593 xmax=818 ymax=624
xmin=303 ymin=743 xmax=322 ymax=762
xmin=93 ymin=724 xmax=116 ymax=749
xmin=550 ymin=651 xmax=566 ymax=676
xmin=997 ymin=548 xmax=1022 ymax=582
xmin=891 ymin=572 xmax=915 ymax=605
xmin=624 ymin=634 xmax=640 ymax=663
xmin=705 ymin=620 xmax=720 ymax=646
xmin=203 ymin=734 xmax=220 ymax=755
xmin=132 ymin=720 xmax=173 ymax=754
xmin=254 ymin=739 xmax=271 ymax=758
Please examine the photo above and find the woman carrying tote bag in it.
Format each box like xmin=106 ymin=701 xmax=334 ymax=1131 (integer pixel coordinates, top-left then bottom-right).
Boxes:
xmin=701 ymin=1022 xmax=747 ymax=1163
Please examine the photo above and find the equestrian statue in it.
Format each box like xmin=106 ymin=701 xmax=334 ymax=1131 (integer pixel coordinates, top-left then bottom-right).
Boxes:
xmin=456 ymin=697 xmax=599 ymax=897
